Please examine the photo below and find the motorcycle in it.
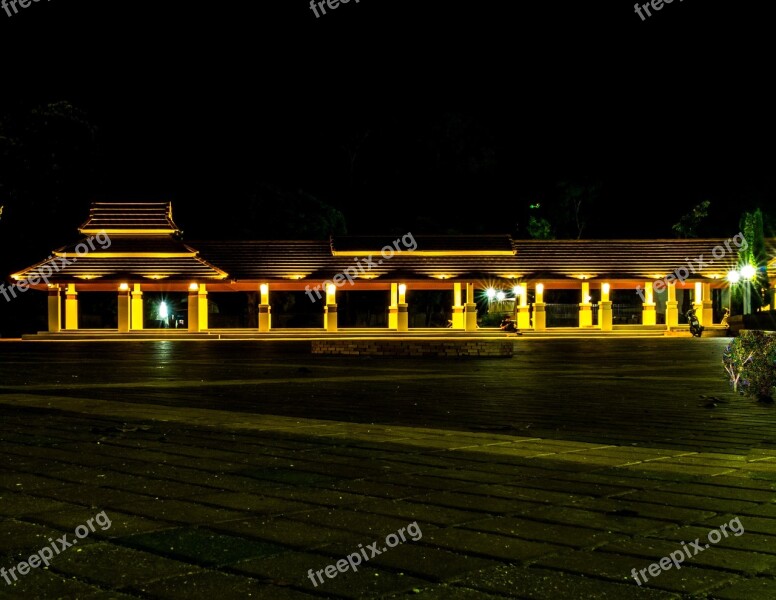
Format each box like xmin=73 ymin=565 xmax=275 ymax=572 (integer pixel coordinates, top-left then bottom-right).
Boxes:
xmin=686 ymin=308 xmax=704 ymax=337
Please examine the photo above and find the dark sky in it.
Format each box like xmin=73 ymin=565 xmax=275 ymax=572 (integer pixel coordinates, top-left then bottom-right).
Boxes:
xmin=2 ymin=0 xmax=774 ymax=239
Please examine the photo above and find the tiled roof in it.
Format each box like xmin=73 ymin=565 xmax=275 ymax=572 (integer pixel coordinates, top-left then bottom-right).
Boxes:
xmin=191 ymin=240 xmax=526 ymax=281
xmin=331 ymin=235 xmax=515 ymax=254
xmin=11 ymin=200 xmax=775 ymax=286
xmin=511 ymin=239 xmax=754 ymax=279
xmin=12 ymin=237 xmax=227 ymax=282
xmin=190 ymin=237 xmax=770 ymax=282
xmin=79 ymin=202 xmax=178 ymax=234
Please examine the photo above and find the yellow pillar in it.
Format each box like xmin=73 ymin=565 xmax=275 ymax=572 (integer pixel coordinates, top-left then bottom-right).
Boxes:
xmin=47 ymin=286 xmax=61 ymax=333
xmin=452 ymin=282 xmax=464 ymax=329
xmin=117 ymin=284 xmax=131 ymax=333
xmin=694 ymin=281 xmax=703 ymax=324
xmin=600 ymin=283 xmax=612 ymax=331
xmin=64 ymin=283 xmax=78 ymax=330
xmin=397 ymin=283 xmax=408 ymax=332
xmin=259 ymin=284 xmax=271 ymax=332
xmin=388 ymin=283 xmax=398 ymax=329
xmin=197 ymin=284 xmax=208 ymax=331
xmin=131 ymin=284 xmax=143 ymax=330
xmin=324 ymin=284 xmax=338 ymax=331
xmin=516 ymin=284 xmax=531 ymax=330
xmin=533 ymin=283 xmax=546 ymax=331
xmin=642 ymin=281 xmax=656 ymax=325
xmin=188 ymin=283 xmax=200 ymax=332
xmin=464 ymin=282 xmax=478 ymax=331
xmin=701 ymin=282 xmax=713 ymax=326
xmin=666 ymin=282 xmax=678 ymax=327
xmin=579 ymin=281 xmax=592 ymax=327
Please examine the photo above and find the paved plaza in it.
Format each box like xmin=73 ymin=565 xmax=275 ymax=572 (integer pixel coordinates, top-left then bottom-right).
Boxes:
xmin=1 ymin=338 xmax=775 ymax=599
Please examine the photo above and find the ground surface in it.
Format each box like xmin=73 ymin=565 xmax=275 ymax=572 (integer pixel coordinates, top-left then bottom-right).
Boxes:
xmin=0 ymin=338 xmax=775 ymax=599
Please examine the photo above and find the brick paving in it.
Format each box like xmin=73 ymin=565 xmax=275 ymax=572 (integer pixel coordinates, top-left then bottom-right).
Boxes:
xmin=0 ymin=339 xmax=775 ymax=599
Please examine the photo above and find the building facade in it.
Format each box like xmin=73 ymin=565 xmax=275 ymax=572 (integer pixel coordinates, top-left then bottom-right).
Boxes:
xmin=10 ymin=203 xmax=775 ymax=334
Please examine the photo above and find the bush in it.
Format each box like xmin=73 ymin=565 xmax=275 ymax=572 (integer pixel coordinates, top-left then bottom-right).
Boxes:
xmin=722 ymin=330 xmax=776 ymax=402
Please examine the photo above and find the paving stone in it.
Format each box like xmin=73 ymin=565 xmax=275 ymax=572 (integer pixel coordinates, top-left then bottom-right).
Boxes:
xmin=237 ymin=466 xmax=342 ymax=487
xmin=617 ymin=463 xmax=736 ymax=477
xmin=228 ymin=548 xmax=338 ymax=585
xmin=114 ymin=461 xmax=263 ymax=490
xmin=597 ymin=537 xmax=776 ymax=575
xmin=258 ymin=486 xmax=381 ymax=509
xmin=708 ymin=578 xmax=776 ymax=600
xmin=0 ymin=492 xmax=81 ymax=517
xmin=370 ymin=471 xmax=476 ymax=490
xmin=419 ymin=528 xmax=566 ymax=562
xmin=24 ymin=507 xmax=174 ymax=539
xmin=352 ymin=498 xmax=482 ymax=526
xmin=570 ymin=497 xmax=717 ymax=523
xmin=511 ymin=473 xmax=641 ymax=497
xmin=341 ymin=542 xmax=500 ymax=582
xmin=738 ymin=502 xmax=776 ymax=518
xmin=128 ymin=570 xmax=315 ymax=599
xmin=286 ymin=507 xmax=433 ymax=539
xmin=523 ymin=505 xmax=677 ymax=536
xmin=301 ymin=564 xmax=430 ymax=599
xmin=657 ymin=483 xmax=776 ymax=503
xmin=48 ymin=541 xmax=200 ymax=587
xmin=31 ymin=483 xmax=159 ymax=509
xmin=535 ymin=550 xmax=740 ymax=594
xmin=0 ymin=472 xmax=70 ymax=492
xmin=700 ymin=514 xmax=776 ymax=536
xmin=0 ymin=569 xmax=120 ymax=600
xmin=211 ymin=517 xmax=363 ymax=549
xmin=328 ymin=480 xmax=432 ymax=500
xmin=42 ymin=466 xmax=220 ymax=498
xmin=461 ymin=516 xmax=623 ymax=548
xmin=463 ymin=483 xmax=596 ymax=507
xmin=456 ymin=564 xmax=681 ymax=599
xmin=406 ymin=491 xmax=537 ymax=514
xmin=385 ymin=585 xmax=506 ymax=599
xmin=0 ymin=519 xmax=63 ymax=556
xmin=192 ymin=491 xmax=317 ymax=515
xmin=232 ymin=546 xmax=431 ymax=598
xmin=650 ymin=525 xmax=776 ymax=556
xmin=617 ymin=489 xmax=760 ymax=514
xmin=111 ymin=498 xmax=249 ymax=524
xmin=121 ymin=526 xmax=287 ymax=566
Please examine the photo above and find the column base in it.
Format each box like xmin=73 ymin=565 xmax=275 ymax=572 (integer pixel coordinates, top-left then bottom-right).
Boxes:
xmin=397 ymin=303 xmax=408 ymax=332
xmin=464 ymin=303 xmax=478 ymax=332
xmin=517 ymin=305 xmax=531 ymax=330
xmin=325 ymin=304 xmax=338 ymax=332
xmin=533 ymin=303 xmax=546 ymax=331
xmin=599 ymin=300 xmax=612 ymax=331
xmin=579 ymin=303 xmax=592 ymax=328
xmin=666 ymin=301 xmax=679 ymax=327
xmin=451 ymin=305 xmax=464 ymax=329
xmin=258 ymin=304 xmax=271 ymax=332
xmin=642 ymin=303 xmax=656 ymax=326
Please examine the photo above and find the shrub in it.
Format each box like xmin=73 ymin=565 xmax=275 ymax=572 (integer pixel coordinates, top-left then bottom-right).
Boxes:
xmin=722 ymin=330 xmax=776 ymax=402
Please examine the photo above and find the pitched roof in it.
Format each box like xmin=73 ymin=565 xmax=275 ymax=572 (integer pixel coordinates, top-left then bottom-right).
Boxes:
xmin=330 ymin=235 xmax=515 ymax=255
xmin=510 ymin=239 xmax=752 ymax=279
xmin=79 ymin=202 xmax=178 ymax=234
xmin=191 ymin=240 xmax=526 ymax=281
xmin=10 ymin=202 xmax=776 ymax=285
xmin=12 ymin=237 xmax=227 ymax=282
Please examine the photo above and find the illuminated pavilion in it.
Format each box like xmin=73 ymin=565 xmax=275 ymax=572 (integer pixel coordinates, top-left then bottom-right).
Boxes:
xmin=11 ymin=202 xmax=775 ymax=335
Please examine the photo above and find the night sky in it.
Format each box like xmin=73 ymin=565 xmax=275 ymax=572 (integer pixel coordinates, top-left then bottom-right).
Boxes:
xmin=1 ymin=0 xmax=773 ymax=242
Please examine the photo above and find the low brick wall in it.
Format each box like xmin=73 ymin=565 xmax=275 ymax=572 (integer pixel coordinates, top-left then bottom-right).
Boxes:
xmin=311 ymin=339 xmax=515 ymax=357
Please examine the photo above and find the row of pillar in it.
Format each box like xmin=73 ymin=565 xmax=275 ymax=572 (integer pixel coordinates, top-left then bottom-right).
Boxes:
xmin=46 ymin=280 xmax=718 ymax=333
